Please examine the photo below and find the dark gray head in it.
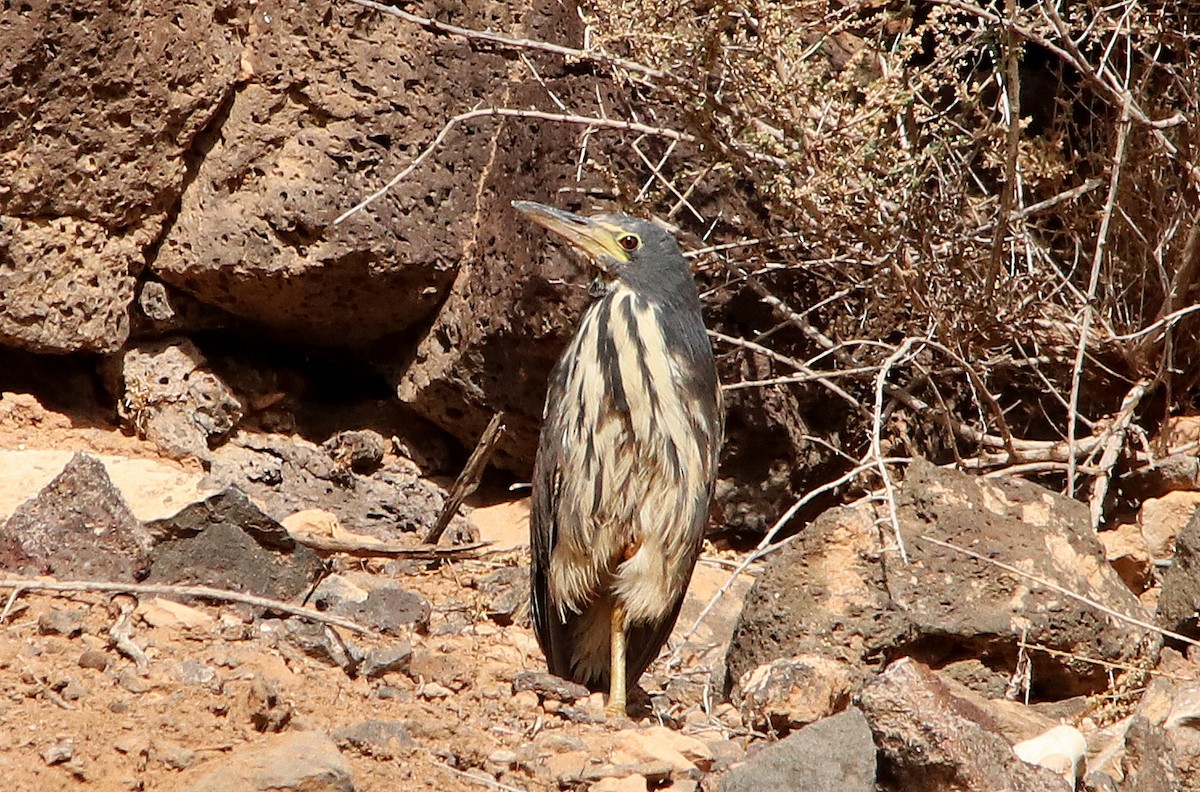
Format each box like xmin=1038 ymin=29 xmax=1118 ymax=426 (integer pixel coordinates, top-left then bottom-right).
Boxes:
xmin=513 ymin=201 xmax=698 ymax=308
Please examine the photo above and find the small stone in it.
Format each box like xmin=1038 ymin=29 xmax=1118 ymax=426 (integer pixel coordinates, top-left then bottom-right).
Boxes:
xmin=152 ymin=739 xmax=196 ymax=770
xmin=1099 ymin=522 xmax=1152 ymax=592
xmin=305 ymin=572 xmax=370 ymax=612
xmin=590 ymin=776 xmax=646 ymax=792
xmin=333 ymin=587 xmax=431 ymax=635
xmin=1139 ymin=491 xmax=1200 ymax=560
xmin=118 ymin=670 xmax=150 ymax=693
xmin=38 ymin=608 xmax=86 ymax=637
xmin=615 ymin=726 xmax=710 ymax=775
xmin=536 ymin=733 xmax=587 ymax=754
xmin=41 ymin=739 xmax=73 ymax=765
xmin=172 ymin=660 xmax=218 ymax=688
xmin=476 ymin=566 xmax=528 ymax=626
xmin=332 ymin=720 xmax=416 ymax=759
xmin=373 ymin=685 xmax=403 ymax=700
xmin=512 ymin=670 xmax=590 ymax=702
xmin=734 ymin=654 xmax=855 ymax=731
xmin=323 ymin=430 xmax=386 ymax=474
xmin=360 ymin=643 xmax=412 ymax=679
xmin=173 ymin=731 xmax=350 ymax=791
xmin=420 ymin=682 xmax=452 ymax=699
xmin=248 ymin=674 xmax=292 ymax=733
xmin=60 ymin=678 xmax=86 ymax=701
xmin=113 ymin=734 xmax=150 ymax=756
xmin=487 ymin=749 xmax=518 ymax=767
xmin=706 ymin=739 xmax=746 ymax=771
xmin=276 ymin=618 xmax=359 ymax=673
xmin=78 ymin=650 xmax=109 ymax=671
xmin=137 ymin=597 xmax=215 ymax=630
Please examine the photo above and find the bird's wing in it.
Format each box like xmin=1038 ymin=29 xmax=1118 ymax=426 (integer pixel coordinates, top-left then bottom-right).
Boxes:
xmin=529 ymin=386 xmax=574 ymax=679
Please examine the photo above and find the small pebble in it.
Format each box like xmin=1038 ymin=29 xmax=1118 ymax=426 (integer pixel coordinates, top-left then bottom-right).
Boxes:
xmin=487 ymin=749 xmax=517 ymax=767
xmin=78 ymin=650 xmax=109 ymax=671
xmin=420 ymin=682 xmax=452 ymax=699
xmin=60 ymin=679 xmax=86 ymax=701
xmin=41 ymin=739 xmax=73 ymax=766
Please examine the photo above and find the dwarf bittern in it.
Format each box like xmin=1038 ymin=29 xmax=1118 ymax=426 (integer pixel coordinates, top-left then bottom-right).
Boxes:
xmin=514 ymin=200 xmax=724 ymax=716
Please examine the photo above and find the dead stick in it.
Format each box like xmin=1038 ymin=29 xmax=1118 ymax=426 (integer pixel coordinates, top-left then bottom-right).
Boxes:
xmin=343 ymin=0 xmax=666 ymax=80
xmin=292 ymin=535 xmax=491 ymax=559
xmin=0 ymin=579 xmax=376 ymax=635
xmin=425 ymin=412 xmax=506 ymax=545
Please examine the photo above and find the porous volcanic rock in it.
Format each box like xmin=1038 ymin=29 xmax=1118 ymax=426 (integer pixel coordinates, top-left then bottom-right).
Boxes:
xmin=0 ymin=452 xmax=152 ymax=580
xmin=726 ymin=461 xmax=1159 ymax=710
xmin=0 ymin=1 xmax=245 ymax=352
xmin=858 ymin=658 xmax=1070 ymax=792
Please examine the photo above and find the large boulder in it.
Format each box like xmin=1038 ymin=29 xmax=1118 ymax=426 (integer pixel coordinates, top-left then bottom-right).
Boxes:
xmin=726 ymin=461 xmax=1159 ymax=718
xmin=0 ymin=1 xmax=244 ymax=352
xmin=152 ymin=0 xmax=590 ymax=351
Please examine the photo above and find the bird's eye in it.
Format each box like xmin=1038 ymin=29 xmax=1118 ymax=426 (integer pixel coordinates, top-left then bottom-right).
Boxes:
xmin=618 ymin=234 xmax=640 ymax=252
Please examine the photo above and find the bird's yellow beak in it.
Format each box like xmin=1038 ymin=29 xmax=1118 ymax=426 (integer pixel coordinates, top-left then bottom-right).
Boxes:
xmin=512 ymin=201 xmax=631 ymax=269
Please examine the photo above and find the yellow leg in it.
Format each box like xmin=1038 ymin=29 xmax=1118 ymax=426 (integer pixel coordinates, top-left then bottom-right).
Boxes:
xmin=606 ymin=601 xmax=627 ymax=717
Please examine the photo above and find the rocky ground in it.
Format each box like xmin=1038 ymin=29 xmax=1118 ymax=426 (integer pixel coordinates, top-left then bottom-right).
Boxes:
xmin=4 ymin=385 xmax=1200 ymax=792
xmin=0 ymin=391 xmax=756 ymax=792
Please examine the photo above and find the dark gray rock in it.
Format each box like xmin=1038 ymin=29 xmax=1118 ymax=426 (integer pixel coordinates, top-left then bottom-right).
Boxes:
xmin=476 ymin=566 xmax=528 ymax=626
xmin=322 ymin=430 xmax=386 ymax=475
xmin=145 ymin=487 xmax=322 ymax=601
xmin=720 ymin=707 xmax=876 ymax=792
xmin=858 ymin=658 xmax=1069 ymax=792
xmin=726 ymin=461 xmax=1159 ymax=706
xmin=1157 ymin=509 xmax=1200 ymax=640
xmin=206 ymin=433 xmax=448 ymax=538
xmin=331 ymin=587 xmax=430 ymax=635
xmin=512 ymin=671 xmax=590 ymax=702
xmin=331 ymin=720 xmax=416 ymax=759
xmin=276 ymin=618 xmax=362 ymax=673
xmin=0 ymin=453 xmax=151 ymax=580
xmin=179 ymin=731 xmax=352 ymax=792
xmin=360 ymin=643 xmax=413 ymax=679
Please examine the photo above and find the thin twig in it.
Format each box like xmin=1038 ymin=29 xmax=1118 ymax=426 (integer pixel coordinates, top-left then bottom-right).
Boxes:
xmin=1087 ymin=378 xmax=1152 ymax=527
xmin=983 ymin=0 xmax=1022 ymax=304
xmin=873 ymin=341 xmax=915 ymax=563
xmin=293 ymin=535 xmax=493 ymax=559
xmin=1066 ymin=109 xmax=1132 ymax=496
xmin=0 ymin=578 xmax=377 ymax=635
xmin=344 ymin=0 xmax=666 ymax=79
xmin=335 ymin=108 xmax=698 ymax=224
xmin=426 ymin=412 xmax=506 ymax=544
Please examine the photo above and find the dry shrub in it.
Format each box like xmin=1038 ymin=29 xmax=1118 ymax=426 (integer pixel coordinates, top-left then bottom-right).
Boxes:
xmin=572 ymin=0 xmax=1200 ymax=527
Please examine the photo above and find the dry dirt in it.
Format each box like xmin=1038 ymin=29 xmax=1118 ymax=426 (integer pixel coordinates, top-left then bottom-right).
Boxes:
xmin=0 ymin=394 xmax=754 ymax=791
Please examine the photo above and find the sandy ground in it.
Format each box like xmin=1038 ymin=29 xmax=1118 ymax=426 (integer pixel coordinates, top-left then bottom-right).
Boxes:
xmin=0 ymin=392 xmax=755 ymax=791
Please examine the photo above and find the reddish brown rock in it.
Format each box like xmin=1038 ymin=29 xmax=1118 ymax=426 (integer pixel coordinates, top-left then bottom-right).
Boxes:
xmin=858 ymin=658 xmax=1070 ymax=792
xmin=726 ymin=461 xmax=1159 ymax=704
xmin=0 ymin=1 xmax=245 ymax=352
